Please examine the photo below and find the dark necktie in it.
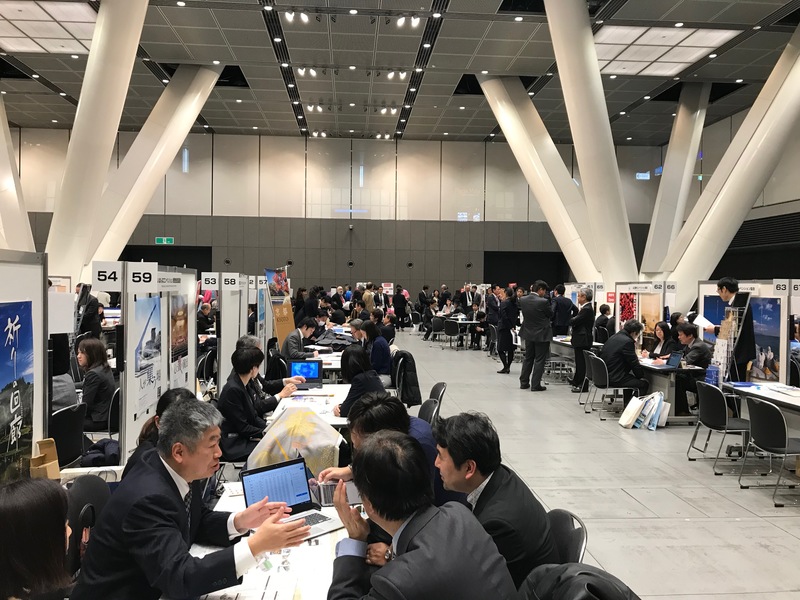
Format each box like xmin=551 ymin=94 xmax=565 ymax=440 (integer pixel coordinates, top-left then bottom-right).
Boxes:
xmin=184 ymin=489 xmax=192 ymax=539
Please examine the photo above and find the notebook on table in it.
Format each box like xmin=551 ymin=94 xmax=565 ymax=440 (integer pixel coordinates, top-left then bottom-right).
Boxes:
xmin=241 ymin=457 xmax=343 ymax=539
xmin=288 ymin=359 xmax=324 ymax=389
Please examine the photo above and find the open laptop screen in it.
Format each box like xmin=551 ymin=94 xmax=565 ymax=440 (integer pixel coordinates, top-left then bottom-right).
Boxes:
xmin=666 ymin=351 xmax=683 ymax=367
xmin=289 ymin=359 xmax=321 ymax=380
xmin=242 ymin=458 xmax=312 ymax=509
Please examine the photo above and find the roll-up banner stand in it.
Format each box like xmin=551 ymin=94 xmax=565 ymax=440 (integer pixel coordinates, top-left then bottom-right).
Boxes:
xmin=0 ymin=250 xmax=47 ymax=480
xmin=257 ymin=276 xmax=272 ymax=347
xmin=119 ymin=261 xmax=161 ymax=464
xmin=158 ymin=267 xmax=197 ymax=391
xmin=217 ymin=272 xmax=246 ymax=384
xmin=614 ymin=282 xmax=667 ymax=349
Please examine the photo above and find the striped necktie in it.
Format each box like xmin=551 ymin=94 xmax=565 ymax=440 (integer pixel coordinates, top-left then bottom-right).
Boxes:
xmin=184 ymin=489 xmax=192 ymax=539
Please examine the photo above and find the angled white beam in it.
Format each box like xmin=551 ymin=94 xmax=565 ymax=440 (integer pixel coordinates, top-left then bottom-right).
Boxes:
xmin=46 ymin=0 xmax=149 ymax=282
xmin=543 ymin=0 xmax=639 ymax=285
xmin=0 ymin=98 xmax=32 ymax=251
xmin=86 ymin=65 xmax=222 ymax=271
xmin=667 ymin=25 xmax=800 ymax=311
xmin=478 ymin=75 xmax=601 ymax=282
xmin=640 ymin=82 xmax=710 ymax=274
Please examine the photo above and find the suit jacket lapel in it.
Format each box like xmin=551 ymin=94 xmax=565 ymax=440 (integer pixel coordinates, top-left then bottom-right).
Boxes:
xmin=472 ymin=465 xmax=509 ymax=515
xmin=396 ymin=506 xmax=438 ymax=554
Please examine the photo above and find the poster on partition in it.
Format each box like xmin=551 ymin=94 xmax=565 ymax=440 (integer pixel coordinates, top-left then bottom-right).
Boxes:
xmin=639 ymin=293 xmax=662 ymax=336
xmin=134 ymin=296 xmax=162 ymax=415
xmin=258 ymin=288 xmax=267 ymax=340
xmin=750 ymin=297 xmax=781 ymax=382
xmin=619 ymin=293 xmax=637 ymax=324
xmin=265 ymin=267 xmax=290 ymax=301
xmin=0 ymin=301 xmax=33 ymax=482
xmin=170 ymin=294 xmax=190 ymax=389
xmin=702 ymin=295 xmax=729 ymax=344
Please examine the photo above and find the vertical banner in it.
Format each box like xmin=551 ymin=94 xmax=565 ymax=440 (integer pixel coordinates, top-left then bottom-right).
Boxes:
xmin=0 ymin=301 xmax=34 ymax=481
xmin=170 ymin=293 xmax=190 ymax=388
xmin=133 ymin=296 xmax=162 ymax=415
xmin=273 ymin=303 xmax=295 ymax=347
xmin=265 ymin=267 xmax=291 ymax=301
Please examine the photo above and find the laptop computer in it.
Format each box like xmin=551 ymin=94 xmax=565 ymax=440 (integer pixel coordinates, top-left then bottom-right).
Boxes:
xmin=241 ymin=457 xmax=343 ymax=539
xmin=288 ymin=359 xmax=324 ymax=389
xmin=647 ymin=351 xmax=683 ymax=370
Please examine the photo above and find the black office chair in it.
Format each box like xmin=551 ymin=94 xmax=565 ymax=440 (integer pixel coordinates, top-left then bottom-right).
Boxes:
xmin=386 ymin=355 xmax=407 ymax=403
xmin=687 ymin=382 xmax=750 ymax=475
xmin=577 ymin=349 xmax=596 ymax=407
xmin=50 ymin=403 xmax=87 ymax=468
xmin=738 ymin=396 xmax=800 ymax=507
xmin=429 ymin=317 xmax=445 ymax=344
xmin=418 ymin=399 xmax=440 ymax=425
xmin=202 ymin=347 xmax=218 ymax=383
xmin=546 ymin=508 xmax=588 ymax=564
xmin=584 ymin=354 xmax=637 ymax=421
xmin=518 ymin=563 xmax=641 ymax=600
xmin=66 ymin=474 xmax=111 ymax=576
xmin=443 ymin=319 xmax=460 ymax=350
xmin=595 ymin=327 xmax=609 ymax=344
xmin=790 ymin=357 xmax=800 ymax=388
xmin=429 ymin=382 xmax=446 ymax=407
xmin=486 ymin=324 xmax=498 ymax=356
xmin=410 ymin=311 xmax=422 ymax=334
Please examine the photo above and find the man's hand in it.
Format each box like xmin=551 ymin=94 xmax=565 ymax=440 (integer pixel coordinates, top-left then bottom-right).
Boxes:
xmin=333 ymin=404 xmax=341 ymax=417
xmin=641 ymin=350 xmax=650 ymax=358
xmin=247 ymin=508 xmax=310 ymax=556
xmin=284 ymin=376 xmax=306 ymax=385
xmin=704 ymin=324 xmax=716 ymax=333
xmin=334 ymin=480 xmax=369 ymax=542
xmin=318 ymin=465 xmax=353 ymax=483
xmin=233 ymin=497 xmax=289 ymax=532
xmin=366 ymin=542 xmax=390 ymax=566
xmin=313 ymin=350 xmax=319 ymax=358
xmin=277 ymin=383 xmax=297 ymax=399
xmin=652 ymin=358 xmax=665 ymax=366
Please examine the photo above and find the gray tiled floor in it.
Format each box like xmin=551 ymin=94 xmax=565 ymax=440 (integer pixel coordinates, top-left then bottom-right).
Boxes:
xmin=399 ymin=330 xmax=800 ymax=599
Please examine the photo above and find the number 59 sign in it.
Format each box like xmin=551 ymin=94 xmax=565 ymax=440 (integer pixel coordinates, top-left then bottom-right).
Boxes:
xmin=127 ymin=262 xmax=158 ymax=293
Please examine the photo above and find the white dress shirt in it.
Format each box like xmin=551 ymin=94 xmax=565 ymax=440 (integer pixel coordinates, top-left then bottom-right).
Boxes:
xmin=467 ymin=472 xmax=493 ymax=511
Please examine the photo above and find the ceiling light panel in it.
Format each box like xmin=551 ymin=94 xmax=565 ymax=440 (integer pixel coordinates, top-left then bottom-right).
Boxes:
xmin=13 ymin=20 xmax=69 ymax=38
xmin=61 ymin=22 xmax=94 ymax=39
xmin=0 ymin=1 xmax=96 ymax=55
xmin=595 ymin=44 xmax=627 ymax=60
xmin=659 ymin=46 xmax=715 ymax=63
xmin=601 ymin=60 xmax=650 ymax=75
xmin=35 ymin=38 xmax=85 ymax=53
xmin=0 ymin=20 xmax=21 ymax=36
xmin=639 ymin=62 xmax=691 ymax=77
xmin=680 ymin=29 xmax=740 ymax=48
xmin=617 ymin=45 xmax=670 ymax=62
xmin=594 ymin=26 xmax=647 ymax=45
xmin=38 ymin=1 xmax=97 ymax=22
xmin=636 ymin=27 xmax=694 ymax=46
xmin=0 ymin=2 xmax=50 ymax=21
xmin=0 ymin=36 xmax=43 ymax=52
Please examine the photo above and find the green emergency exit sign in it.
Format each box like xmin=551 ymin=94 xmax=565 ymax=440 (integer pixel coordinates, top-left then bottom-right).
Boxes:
xmin=155 ymin=237 xmax=174 ymax=245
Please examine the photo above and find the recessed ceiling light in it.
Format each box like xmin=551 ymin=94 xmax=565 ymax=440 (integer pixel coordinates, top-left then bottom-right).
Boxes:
xmin=203 ymin=124 xmax=209 ymax=128
xmin=349 ymin=9 xmax=358 ymax=14
xmin=514 ymin=16 xmax=523 ymax=22
xmin=301 ymin=127 xmax=307 ymax=131
xmin=527 ymin=91 xmax=534 ymax=96
xmin=709 ymin=53 xmax=717 ymax=58
xmin=411 ymin=16 xmax=420 ymax=27
xmin=753 ymin=25 xmax=762 ymax=30
xmin=59 ymin=92 xmax=66 ymax=96
xmin=236 ymin=99 xmax=242 ymax=103
xmin=415 ymin=68 xmax=422 ymax=72
xmin=423 ymin=42 xmax=431 ymax=48
xmin=288 ymin=83 xmax=295 ymax=88
xmin=264 ymin=5 xmax=273 ymax=10
xmin=443 ymin=132 xmax=449 ymax=135
xmin=620 ymin=111 xmax=626 ymax=115
xmin=252 ymin=126 xmax=258 ymax=130
xmin=162 ymin=79 xmax=169 ymax=83
xmin=736 ymin=78 xmax=743 ymax=83
xmin=643 ymin=96 xmax=650 ymax=100
xmin=404 ymin=104 xmax=411 ymax=109
xmin=481 ymin=70 xmax=488 ymax=74
xmin=596 ymin=20 xmax=604 ymax=25
xmin=672 ymin=113 xmax=677 ymax=116
xmin=349 ymin=129 xmax=354 ymax=133
xmin=32 ymin=74 xmax=39 ymax=79
xmin=281 ymin=62 xmax=289 ymax=68
xmin=674 ymin=22 xmax=684 ymax=28
xmin=626 ymin=137 xmax=632 ymax=140
xmin=70 ymin=54 xmax=78 ymax=59
xmin=400 ymin=119 xmax=406 ymax=122
xmin=432 ymin=12 xmax=441 ymax=18
xmin=546 ymin=72 xmax=553 ymax=76
xmin=459 ymin=106 xmax=465 ymax=110
xmin=410 ymin=88 xmax=417 ymax=92
xmin=349 ymin=102 xmax=355 ymax=107
xmin=673 ymin=77 xmax=680 ymax=80
xmin=490 ymin=133 xmax=496 ymax=136
xmin=293 ymin=101 xmax=299 ymax=104
xmin=176 ymin=1 xmax=185 ymax=5
xmin=51 ymin=119 xmax=57 ymax=123
xmin=609 ymin=75 xmax=617 ymax=79
xmin=349 ymin=65 xmax=356 ymax=70
xmin=274 ymin=37 xmax=282 ymax=42
xmin=298 ymin=115 xmax=303 ymax=119
xmin=212 ymin=60 xmax=220 ymax=65
xmin=0 ymin=91 xmax=6 ymax=95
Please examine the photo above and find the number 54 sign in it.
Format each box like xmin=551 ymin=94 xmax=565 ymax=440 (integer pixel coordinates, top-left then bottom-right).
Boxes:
xmin=92 ymin=261 xmax=123 ymax=292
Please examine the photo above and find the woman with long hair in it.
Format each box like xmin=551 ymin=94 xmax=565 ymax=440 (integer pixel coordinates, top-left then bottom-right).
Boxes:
xmin=293 ymin=287 xmax=308 ymax=325
xmin=497 ymin=287 xmax=519 ymax=374
xmin=77 ymin=337 xmax=116 ymax=432
xmin=642 ymin=321 xmax=679 ymax=359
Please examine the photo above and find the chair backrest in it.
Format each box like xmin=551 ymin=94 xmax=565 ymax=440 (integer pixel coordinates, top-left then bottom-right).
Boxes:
xmin=429 ymin=382 xmax=447 ymax=405
xmin=790 ymin=357 xmax=800 ymax=388
xmin=443 ymin=319 xmax=459 ymax=336
xmin=411 ymin=311 xmax=421 ymax=325
xmin=546 ymin=508 xmax=588 ymax=564
xmin=431 ymin=317 xmax=445 ymax=333
xmin=418 ymin=398 xmax=439 ymax=425
xmin=588 ymin=354 xmax=609 ymax=389
xmin=746 ymin=396 xmax=789 ymax=453
xmin=50 ymin=403 xmax=87 ymax=467
xmin=203 ymin=347 xmax=218 ymax=382
xmin=196 ymin=351 xmax=208 ymax=382
xmin=66 ymin=474 xmax=111 ymax=575
xmin=391 ymin=354 xmax=406 ymax=387
xmin=595 ymin=327 xmax=609 ymax=343
xmin=108 ymin=388 xmax=121 ymax=434
xmin=695 ymin=382 xmax=729 ymax=430
xmin=488 ymin=324 xmax=497 ymax=342
xmin=581 ymin=350 xmax=595 ymax=383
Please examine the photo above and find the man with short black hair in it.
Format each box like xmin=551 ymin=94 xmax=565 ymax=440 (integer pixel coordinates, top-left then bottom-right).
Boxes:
xmin=702 ymin=276 xmax=756 ymax=381
xmin=380 ymin=313 xmax=396 ymax=343
xmin=433 ymin=413 xmax=559 ymax=588
xmin=551 ymin=284 xmax=578 ymax=335
xmin=669 ymin=322 xmax=712 ymax=415
xmin=281 ymin=317 xmax=319 ymax=359
xmin=519 ymin=280 xmax=553 ymax=391
xmin=236 ymin=335 xmax=304 ymax=416
xmin=72 ymin=399 xmax=309 ymax=600
xmin=599 ymin=319 xmax=649 ymax=405
xmin=328 ymin=431 xmax=516 ymax=600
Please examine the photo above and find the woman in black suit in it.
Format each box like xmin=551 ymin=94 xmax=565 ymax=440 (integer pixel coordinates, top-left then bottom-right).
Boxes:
xmin=293 ymin=287 xmax=308 ymax=326
xmin=497 ymin=287 xmax=519 ymax=374
xmin=333 ymin=345 xmax=385 ymax=418
xmin=569 ymin=288 xmax=596 ymax=393
xmin=393 ymin=285 xmax=408 ymax=331
xmin=217 ymin=346 xmax=266 ymax=461
xmin=78 ymin=337 xmax=116 ymax=432
xmin=643 ymin=321 xmax=679 ymax=359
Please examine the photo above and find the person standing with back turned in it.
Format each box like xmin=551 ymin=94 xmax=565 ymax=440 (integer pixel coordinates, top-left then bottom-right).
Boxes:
xmin=519 ymin=280 xmax=552 ymax=392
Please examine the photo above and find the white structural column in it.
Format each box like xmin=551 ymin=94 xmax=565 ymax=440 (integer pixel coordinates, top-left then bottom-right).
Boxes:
xmin=46 ymin=0 xmax=149 ymax=281
xmin=665 ymin=25 xmax=800 ymax=310
xmin=543 ymin=0 xmax=638 ymax=285
xmin=86 ymin=65 xmax=221 ymax=273
xmin=640 ymin=82 xmax=710 ymax=274
xmin=478 ymin=75 xmax=601 ymax=281
xmin=0 ymin=98 xmax=32 ymax=251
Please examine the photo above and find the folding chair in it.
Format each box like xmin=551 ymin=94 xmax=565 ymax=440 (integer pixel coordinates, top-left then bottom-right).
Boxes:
xmin=584 ymin=354 xmax=636 ymax=421
xmin=687 ymin=382 xmax=750 ymax=475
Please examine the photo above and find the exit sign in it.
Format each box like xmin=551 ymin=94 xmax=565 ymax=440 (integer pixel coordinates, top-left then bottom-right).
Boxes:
xmin=155 ymin=237 xmax=174 ymax=245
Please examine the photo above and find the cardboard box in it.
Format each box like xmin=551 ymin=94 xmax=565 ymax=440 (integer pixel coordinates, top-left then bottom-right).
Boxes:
xmin=30 ymin=438 xmax=60 ymax=479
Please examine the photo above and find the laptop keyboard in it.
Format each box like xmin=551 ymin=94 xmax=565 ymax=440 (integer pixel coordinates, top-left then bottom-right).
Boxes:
xmin=303 ymin=513 xmax=331 ymax=526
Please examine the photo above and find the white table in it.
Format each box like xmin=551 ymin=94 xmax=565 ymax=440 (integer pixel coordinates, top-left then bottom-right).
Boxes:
xmin=184 ymin=485 xmax=345 ymax=600
xmin=270 ymin=384 xmax=351 ymax=428
xmin=723 ymin=381 xmax=800 ymax=413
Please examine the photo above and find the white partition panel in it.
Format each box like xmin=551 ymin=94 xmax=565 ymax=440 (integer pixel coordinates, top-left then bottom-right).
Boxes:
xmin=307 ymin=138 xmax=351 ymax=219
xmin=485 ymin=142 xmax=528 ymax=222
xmin=260 ymin=136 xmax=305 ymax=218
xmin=20 ymin=129 xmax=68 ymax=212
xmin=617 ymin=146 xmax=660 ymax=224
xmin=441 ymin=142 xmax=485 ymax=222
xmin=166 ymin=133 xmax=212 ymax=216
xmin=352 ymin=139 xmax=396 ymax=220
xmin=117 ymin=131 xmax=165 ymax=215
xmin=397 ymin=140 xmax=441 ymax=221
xmin=213 ymin=135 xmax=259 ymax=216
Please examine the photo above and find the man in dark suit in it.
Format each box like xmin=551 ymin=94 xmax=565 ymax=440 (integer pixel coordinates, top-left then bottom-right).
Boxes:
xmin=570 ymin=288 xmax=596 ymax=393
xmin=519 ymin=280 xmax=553 ymax=391
xmin=247 ymin=304 xmax=256 ymax=336
xmin=331 ymin=286 xmax=345 ymax=311
xmin=280 ymin=317 xmax=319 ymax=359
xmin=439 ymin=284 xmax=451 ymax=310
xmin=671 ymin=322 xmax=712 ymax=415
xmin=702 ymin=276 xmax=756 ymax=382
xmin=328 ymin=430 xmax=516 ymax=600
xmin=599 ymin=319 xmax=649 ymax=405
xmin=417 ymin=285 xmax=430 ymax=313
xmin=433 ymin=413 xmax=559 ymax=588
xmin=197 ymin=303 xmax=215 ymax=333
xmin=551 ymin=284 xmax=577 ymax=336
xmin=459 ymin=285 xmax=480 ymax=310
xmin=72 ymin=399 xmax=309 ymax=600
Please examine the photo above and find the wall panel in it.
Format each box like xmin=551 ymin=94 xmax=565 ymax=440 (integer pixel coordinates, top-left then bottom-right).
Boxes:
xmin=441 ymin=141 xmax=484 ymax=222
xmin=261 ymin=136 xmax=305 ymax=218
xmin=212 ymin=134 xmax=259 ymax=216
xmin=397 ymin=140 xmax=441 ymax=220
xmin=307 ymin=138 xmax=351 ymax=219
xmin=166 ymin=133 xmax=212 ymax=216
xmin=118 ymin=131 xmax=165 ymax=215
xmin=352 ymin=139 xmax=395 ymax=220
xmin=485 ymin=142 xmax=528 ymax=222
xmin=20 ymin=128 xmax=69 ymax=212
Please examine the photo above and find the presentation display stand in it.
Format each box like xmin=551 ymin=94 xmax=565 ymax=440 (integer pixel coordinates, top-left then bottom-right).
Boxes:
xmin=204 ymin=272 xmax=248 ymax=385
xmin=0 ymin=250 xmax=47 ymax=481
xmin=614 ymin=282 xmax=667 ymax=349
xmin=158 ymin=267 xmax=197 ymax=391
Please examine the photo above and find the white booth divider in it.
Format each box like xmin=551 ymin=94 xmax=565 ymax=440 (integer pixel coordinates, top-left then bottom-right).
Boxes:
xmin=158 ymin=267 xmax=197 ymax=391
xmin=215 ymin=272 xmax=248 ymax=385
xmin=614 ymin=281 xmax=667 ymax=348
xmin=0 ymin=250 xmax=47 ymax=480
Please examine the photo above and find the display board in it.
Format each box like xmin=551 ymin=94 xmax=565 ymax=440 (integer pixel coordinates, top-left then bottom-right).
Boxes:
xmin=265 ymin=266 xmax=291 ymax=300
xmin=215 ymin=272 xmax=248 ymax=385
xmin=614 ymin=282 xmax=667 ymax=349
xmin=0 ymin=250 xmax=47 ymax=481
xmin=159 ymin=268 xmax=196 ymax=391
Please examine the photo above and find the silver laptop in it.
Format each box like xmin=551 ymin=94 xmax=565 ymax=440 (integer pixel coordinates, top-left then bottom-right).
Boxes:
xmin=288 ymin=359 xmax=324 ymax=389
xmin=241 ymin=457 xmax=343 ymax=539
xmin=647 ymin=351 xmax=683 ymax=370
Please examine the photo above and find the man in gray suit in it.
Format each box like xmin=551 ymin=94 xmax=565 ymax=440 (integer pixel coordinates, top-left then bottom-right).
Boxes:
xmin=519 ymin=280 xmax=553 ymax=392
xmin=328 ymin=431 xmax=516 ymax=600
xmin=280 ymin=317 xmax=319 ymax=359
